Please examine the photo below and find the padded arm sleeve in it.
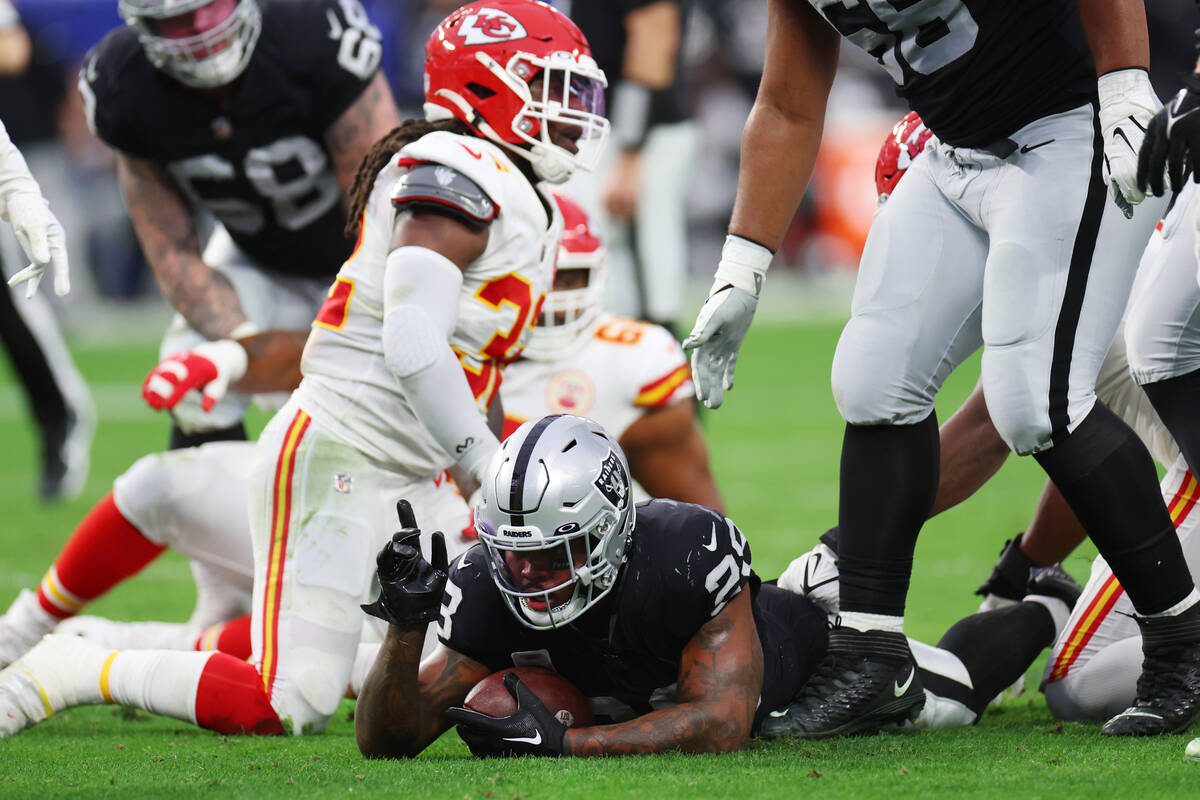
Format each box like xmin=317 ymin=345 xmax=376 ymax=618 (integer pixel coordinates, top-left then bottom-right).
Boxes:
xmin=382 ymin=246 xmax=500 ymax=481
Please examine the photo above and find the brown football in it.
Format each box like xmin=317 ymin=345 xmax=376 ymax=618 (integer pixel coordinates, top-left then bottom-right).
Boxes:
xmin=463 ymin=666 xmax=594 ymax=728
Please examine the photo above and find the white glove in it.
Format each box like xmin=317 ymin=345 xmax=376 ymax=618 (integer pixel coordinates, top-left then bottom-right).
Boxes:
xmin=4 ymin=193 xmax=70 ymax=298
xmin=682 ymin=235 xmax=771 ymax=409
xmin=1098 ymin=68 xmax=1161 ymax=219
xmin=0 ymin=122 xmax=70 ymax=298
xmin=142 ymin=339 xmax=248 ymax=414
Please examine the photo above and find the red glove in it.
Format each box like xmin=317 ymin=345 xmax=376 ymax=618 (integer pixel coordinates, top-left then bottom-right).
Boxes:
xmin=142 ymin=340 xmax=247 ymax=413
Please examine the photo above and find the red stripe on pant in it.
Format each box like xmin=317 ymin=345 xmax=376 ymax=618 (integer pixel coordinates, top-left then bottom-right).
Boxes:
xmin=194 ymin=653 xmax=283 ymax=735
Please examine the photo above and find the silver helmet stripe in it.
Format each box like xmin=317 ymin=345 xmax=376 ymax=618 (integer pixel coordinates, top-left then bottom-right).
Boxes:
xmin=507 ymin=414 xmax=563 ymax=526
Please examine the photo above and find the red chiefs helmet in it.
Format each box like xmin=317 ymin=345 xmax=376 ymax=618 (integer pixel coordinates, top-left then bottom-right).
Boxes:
xmin=875 ymin=111 xmax=934 ymax=202
xmin=424 ymin=0 xmax=609 ymax=184
xmin=523 ymin=192 xmax=605 ymax=361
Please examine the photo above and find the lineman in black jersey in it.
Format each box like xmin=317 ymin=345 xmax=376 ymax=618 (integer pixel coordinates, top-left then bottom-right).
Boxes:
xmin=353 ymin=415 xmax=1066 ymax=758
xmin=79 ymin=0 xmax=400 ymax=447
xmin=684 ymin=0 xmax=1200 ymax=738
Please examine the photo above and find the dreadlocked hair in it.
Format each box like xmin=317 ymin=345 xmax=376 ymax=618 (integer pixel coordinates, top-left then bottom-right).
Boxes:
xmin=344 ymin=118 xmax=475 ymax=239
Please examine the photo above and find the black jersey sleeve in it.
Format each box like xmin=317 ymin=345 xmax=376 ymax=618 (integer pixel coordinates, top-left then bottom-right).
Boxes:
xmin=78 ymin=29 xmax=153 ymax=157
xmin=437 ymin=545 xmax=528 ymax=670
xmin=632 ymin=500 xmax=757 ymax=642
xmin=274 ymin=0 xmax=384 ymax=133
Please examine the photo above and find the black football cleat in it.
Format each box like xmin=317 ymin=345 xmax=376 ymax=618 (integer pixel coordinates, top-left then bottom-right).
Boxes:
xmin=1025 ymin=563 xmax=1082 ymax=611
xmin=975 ymin=533 xmax=1035 ymax=604
xmin=1101 ymin=602 xmax=1200 ymax=736
xmin=759 ymin=626 xmax=924 ymax=739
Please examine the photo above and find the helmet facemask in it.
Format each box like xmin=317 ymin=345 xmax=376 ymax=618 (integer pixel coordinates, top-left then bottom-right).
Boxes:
xmin=120 ymin=0 xmax=261 ymax=88
xmin=477 ymin=508 xmax=626 ymax=629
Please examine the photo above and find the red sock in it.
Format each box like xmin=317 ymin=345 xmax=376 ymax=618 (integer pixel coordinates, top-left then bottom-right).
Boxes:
xmin=194 ymin=653 xmax=283 ymax=735
xmin=194 ymin=614 xmax=252 ymax=660
xmin=36 ymin=492 xmax=167 ymax=619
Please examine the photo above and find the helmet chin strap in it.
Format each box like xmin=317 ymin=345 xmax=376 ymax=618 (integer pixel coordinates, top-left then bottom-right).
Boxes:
xmin=529 ymin=143 xmax=573 ymax=184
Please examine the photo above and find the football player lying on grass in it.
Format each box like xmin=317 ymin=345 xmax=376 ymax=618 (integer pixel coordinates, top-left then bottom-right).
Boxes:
xmin=353 ymin=415 xmax=1080 ymax=757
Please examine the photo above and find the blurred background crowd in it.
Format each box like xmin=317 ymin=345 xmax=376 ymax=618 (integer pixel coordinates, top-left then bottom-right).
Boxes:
xmin=1 ymin=0 xmax=1199 ymax=330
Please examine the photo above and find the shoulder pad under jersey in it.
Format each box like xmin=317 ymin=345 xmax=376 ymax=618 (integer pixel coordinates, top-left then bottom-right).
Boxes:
xmin=398 ymin=132 xmax=516 ymax=207
xmin=391 ymin=162 xmax=498 ymax=226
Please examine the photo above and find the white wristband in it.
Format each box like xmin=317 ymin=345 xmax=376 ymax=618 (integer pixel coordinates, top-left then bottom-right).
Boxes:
xmin=228 ymin=321 xmax=261 ymax=340
xmin=710 ymin=234 xmax=773 ymax=298
xmin=1097 ymin=67 xmax=1156 ymax=110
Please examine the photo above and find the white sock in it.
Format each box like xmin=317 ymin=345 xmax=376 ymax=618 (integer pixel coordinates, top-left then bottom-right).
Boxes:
xmin=104 ymin=650 xmax=215 ymax=724
xmin=1143 ymin=588 xmax=1200 ymax=618
xmin=839 ymin=611 xmax=904 ymax=633
xmin=4 ymin=588 xmax=61 ymax=641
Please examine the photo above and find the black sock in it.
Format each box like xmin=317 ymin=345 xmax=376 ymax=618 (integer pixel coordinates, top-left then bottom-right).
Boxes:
xmin=1034 ymin=403 xmax=1193 ymax=615
xmin=838 ymin=414 xmax=939 ymax=616
xmin=1142 ymin=369 xmax=1200 ymax=477
xmin=169 ymin=422 xmax=248 ymax=450
xmin=930 ymin=601 xmax=1054 ymax=716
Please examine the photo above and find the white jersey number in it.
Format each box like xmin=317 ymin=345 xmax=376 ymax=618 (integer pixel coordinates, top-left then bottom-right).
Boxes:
xmin=813 ymin=0 xmax=979 ymax=86
xmin=168 ymin=136 xmax=340 ymax=235
xmin=326 ymin=0 xmax=383 ymax=80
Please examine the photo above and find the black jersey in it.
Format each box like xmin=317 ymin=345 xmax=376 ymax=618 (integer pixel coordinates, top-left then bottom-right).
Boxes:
xmin=439 ymin=499 xmax=828 ymax=728
xmin=80 ymin=0 xmax=383 ymax=279
xmin=800 ymin=0 xmax=1096 ymax=148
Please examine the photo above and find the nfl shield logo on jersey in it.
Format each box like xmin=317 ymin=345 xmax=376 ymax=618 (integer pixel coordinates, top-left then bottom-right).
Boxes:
xmin=334 ymin=473 xmax=353 ymax=494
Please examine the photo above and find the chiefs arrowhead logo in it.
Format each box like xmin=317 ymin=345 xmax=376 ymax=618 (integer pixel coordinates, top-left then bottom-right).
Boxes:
xmin=459 ymin=9 xmax=527 ymax=45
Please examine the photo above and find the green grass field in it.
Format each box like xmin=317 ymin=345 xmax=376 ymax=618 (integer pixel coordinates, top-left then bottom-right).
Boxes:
xmin=1 ymin=320 xmax=1198 ymax=798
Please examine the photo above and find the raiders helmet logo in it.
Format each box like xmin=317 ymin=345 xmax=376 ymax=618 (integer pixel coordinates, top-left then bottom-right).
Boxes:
xmin=594 ymin=451 xmax=629 ymax=510
xmin=458 ymin=9 xmax=527 ymax=45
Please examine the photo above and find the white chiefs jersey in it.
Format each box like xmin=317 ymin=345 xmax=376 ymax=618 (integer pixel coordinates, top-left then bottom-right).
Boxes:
xmin=296 ymin=131 xmax=560 ymax=479
xmin=500 ymin=313 xmax=693 ymax=441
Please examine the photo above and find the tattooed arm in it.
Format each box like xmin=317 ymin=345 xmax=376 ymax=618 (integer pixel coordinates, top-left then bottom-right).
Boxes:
xmin=117 ymin=152 xmax=250 ymax=340
xmin=565 ymin=588 xmax=763 ymax=756
xmin=324 ymin=70 xmax=402 ymax=199
xmin=356 ymin=628 xmax=492 ymax=759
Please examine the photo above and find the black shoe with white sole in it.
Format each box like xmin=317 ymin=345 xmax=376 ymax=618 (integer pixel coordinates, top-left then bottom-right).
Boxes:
xmin=1101 ymin=601 xmax=1200 ymax=736
xmin=758 ymin=626 xmax=924 ymax=739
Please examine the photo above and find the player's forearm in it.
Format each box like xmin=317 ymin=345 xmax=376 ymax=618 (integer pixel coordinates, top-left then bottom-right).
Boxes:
xmin=622 ymin=1 xmax=681 ymax=89
xmin=355 ymin=626 xmax=432 ymax=759
xmin=728 ymin=104 xmax=821 ymax=251
xmin=563 ymin=702 xmax=751 ymax=756
xmin=229 ymin=330 xmax=308 ymax=394
xmin=1075 ymin=0 xmax=1149 ymax=74
xmin=119 ymin=154 xmax=251 ymax=340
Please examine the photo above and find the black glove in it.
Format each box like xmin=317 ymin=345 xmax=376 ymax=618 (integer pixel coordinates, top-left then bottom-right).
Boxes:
xmin=444 ymin=672 xmax=568 ymax=758
xmin=361 ymin=499 xmax=448 ymax=628
xmin=1138 ymin=75 xmax=1200 ymax=197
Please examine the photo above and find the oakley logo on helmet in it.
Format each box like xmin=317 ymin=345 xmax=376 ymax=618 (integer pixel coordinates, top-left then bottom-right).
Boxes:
xmin=555 ymin=522 xmax=581 ymax=535
xmin=594 ymin=451 xmax=629 ymax=509
xmin=459 ymin=9 xmax=527 ymax=45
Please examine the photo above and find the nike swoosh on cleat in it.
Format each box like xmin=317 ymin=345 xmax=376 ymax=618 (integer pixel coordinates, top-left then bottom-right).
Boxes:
xmin=503 ymin=731 xmax=542 ymax=745
xmin=1020 ymin=139 xmax=1055 ymax=154
xmin=894 ymin=668 xmax=915 ymax=697
xmin=1119 ymin=711 xmax=1164 ymax=720
xmin=768 ymin=709 xmax=791 ymax=718
xmin=703 ymin=523 xmax=719 ymax=552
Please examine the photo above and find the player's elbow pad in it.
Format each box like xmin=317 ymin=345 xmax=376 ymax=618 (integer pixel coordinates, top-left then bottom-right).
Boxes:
xmin=383 ymin=306 xmax=449 ymax=377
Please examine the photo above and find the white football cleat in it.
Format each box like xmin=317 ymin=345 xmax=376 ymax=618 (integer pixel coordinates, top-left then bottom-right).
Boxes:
xmin=0 ymin=634 xmax=108 ymax=738
xmin=0 ymin=589 xmax=60 ymax=669
xmin=778 ymin=541 xmax=840 ymax=615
